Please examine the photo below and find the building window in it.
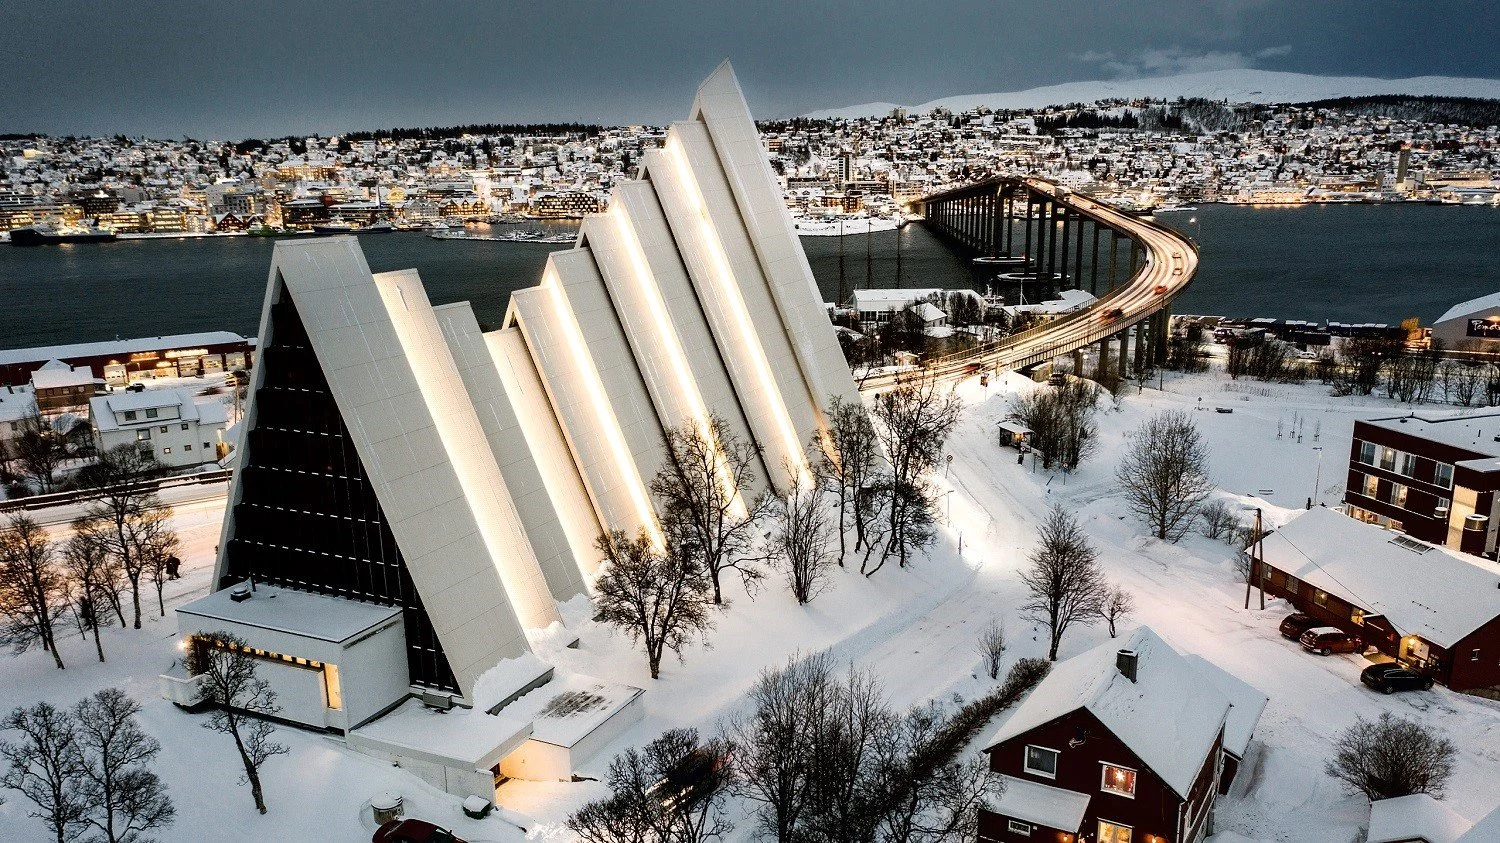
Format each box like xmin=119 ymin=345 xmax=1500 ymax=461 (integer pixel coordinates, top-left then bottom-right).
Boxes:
xmin=123 ymin=410 xmax=137 ymax=421
xmin=181 ymin=423 xmax=190 ymax=431
xmin=1006 ymin=819 xmax=1031 ymax=836
xmin=1435 ymin=463 xmax=1454 ymax=489
xmin=324 ymin=663 xmax=343 ymax=710
xmin=1362 ymin=474 xmax=1379 ymax=498
xmin=1400 ymin=453 xmax=1418 ymax=477
xmin=183 ymin=444 xmax=192 ymax=451
xmin=136 ymin=429 xmax=151 ymax=441
xmin=1313 ymin=589 xmax=1329 ymax=607
xmin=1285 ymin=574 xmax=1301 ymax=594
xmin=1474 ymin=649 xmax=1482 ymax=662
xmin=1098 ymin=820 xmax=1133 ymax=843
xmin=161 ymin=447 xmax=171 ymax=455
xmin=1388 ymin=484 xmax=1408 ymax=507
xmin=1101 ymin=763 xmax=1137 ymax=797
xmin=146 ymin=408 xmax=159 ymax=419
xmin=159 ymin=426 xmax=168 ymax=433
xmin=203 ymin=442 xmax=211 ymax=450
xmin=1380 ymin=447 xmax=1397 ymax=472
xmin=1023 ymin=745 xmax=1059 ymax=779
xmin=1352 ymin=608 xmax=1365 ymax=625
xmin=1358 ymin=440 xmax=1376 ymax=465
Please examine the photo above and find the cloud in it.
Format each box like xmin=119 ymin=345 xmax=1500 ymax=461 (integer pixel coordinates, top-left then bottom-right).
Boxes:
xmin=1073 ymin=44 xmax=1293 ymax=79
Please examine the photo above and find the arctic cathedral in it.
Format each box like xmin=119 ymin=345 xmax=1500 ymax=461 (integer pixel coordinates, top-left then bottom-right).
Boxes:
xmin=166 ymin=63 xmax=859 ymax=793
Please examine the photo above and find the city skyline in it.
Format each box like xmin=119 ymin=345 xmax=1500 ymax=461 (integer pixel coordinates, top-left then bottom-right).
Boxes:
xmin=4 ymin=0 xmax=1499 ymax=138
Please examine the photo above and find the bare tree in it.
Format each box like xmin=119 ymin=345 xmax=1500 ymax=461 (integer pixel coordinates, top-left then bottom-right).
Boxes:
xmin=72 ymin=445 xmax=173 ymax=630
xmin=0 ymin=702 xmax=88 ymax=843
xmin=1008 ymin=378 xmax=1101 ymax=470
xmin=593 ymin=530 xmax=718 ymax=679
xmin=73 ymin=688 xmax=175 ymax=843
xmin=766 ymin=464 xmax=833 ymax=604
xmin=731 ymin=652 xmax=836 ymax=841
xmin=0 ymin=514 xmax=69 ymax=669
xmin=189 ymin=632 xmax=287 ymax=814
xmin=63 ymin=534 xmax=118 ymax=663
xmin=138 ymin=519 xmax=179 ymax=619
xmin=1099 ymin=585 xmax=1135 ymax=638
xmin=1116 ymin=410 xmax=1215 ymax=542
xmin=814 ymin=396 xmax=880 ymax=563
xmin=871 ymin=375 xmax=963 ymax=569
xmin=976 ymin=620 xmax=1005 ymax=680
xmin=1197 ymin=499 xmax=1240 ymax=541
xmin=1326 ymin=713 xmax=1455 ymax=801
xmin=1020 ymin=506 xmax=1107 ymax=660
xmin=568 ymin=728 xmax=735 ymax=843
xmin=12 ymin=410 xmax=65 ymax=494
xmin=651 ymin=416 xmax=770 ymax=605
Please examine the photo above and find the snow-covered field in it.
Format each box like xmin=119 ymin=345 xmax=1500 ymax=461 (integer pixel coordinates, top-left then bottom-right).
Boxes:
xmin=3 ymin=365 xmax=1499 ymax=842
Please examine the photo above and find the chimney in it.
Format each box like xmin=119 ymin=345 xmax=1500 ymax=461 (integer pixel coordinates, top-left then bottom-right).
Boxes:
xmin=1116 ymin=649 xmax=1138 ymax=683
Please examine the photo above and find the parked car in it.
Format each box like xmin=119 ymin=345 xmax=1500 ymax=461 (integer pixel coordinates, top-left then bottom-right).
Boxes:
xmin=1278 ymin=612 xmax=1318 ymax=641
xmin=1361 ymin=662 xmax=1434 ymax=694
xmin=373 ymin=819 xmax=468 ymax=843
xmin=1300 ymin=627 xmax=1359 ymax=655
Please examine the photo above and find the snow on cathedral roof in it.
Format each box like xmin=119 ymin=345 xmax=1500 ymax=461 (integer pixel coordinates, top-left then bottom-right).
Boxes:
xmin=984 ymin=626 xmax=1238 ymax=798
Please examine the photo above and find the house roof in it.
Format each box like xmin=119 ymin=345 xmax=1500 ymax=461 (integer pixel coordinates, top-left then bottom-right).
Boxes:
xmin=986 ymin=775 xmax=1090 ymax=832
xmin=0 ymin=332 xmax=249 ymax=368
xmin=1183 ymin=653 xmax=1269 ymax=759
xmin=176 ymin=583 xmax=402 ymax=644
xmin=0 ymin=389 xmax=37 ymax=424
xmin=30 ymin=361 xmax=94 ymax=390
xmin=1360 ymin=413 xmax=1500 ymax=459
xmin=1257 ymin=507 xmax=1500 ymax=648
xmin=1368 ymin=793 xmax=1471 ymax=843
xmin=1436 ymin=291 xmax=1500 ymax=325
xmin=984 ymin=626 xmax=1234 ymax=798
xmin=1456 ymin=804 xmax=1500 ymax=842
xmin=90 ymin=388 xmax=231 ymax=433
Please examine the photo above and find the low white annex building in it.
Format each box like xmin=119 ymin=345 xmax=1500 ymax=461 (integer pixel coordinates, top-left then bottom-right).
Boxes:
xmin=90 ymin=388 xmax=229 ymax=467
xmin=163 ymin=63 xmax=857 ymax=806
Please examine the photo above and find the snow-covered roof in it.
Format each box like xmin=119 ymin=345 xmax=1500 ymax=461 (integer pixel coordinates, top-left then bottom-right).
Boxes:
xmin=1005 ymin=288 xmax=1098 ymax=316
xmin=0 ymin=331 xmax=250 ymax=367
xmin=851 ymin=288 xmax=944 ymax=311
xmin=495 ymin=672 xmax=643 ymax=748
xmin=1436 ymin=291 xmax=1500 ymax=325
xmin=985 ymin=775 xmax=1090 ymax=832
xmin=0 ymin=389 xmax=37 ymax=424
xmin=984 ymin=626 xmax=1232 ymax=798
xmin=1368 ymin=793 xmax=1471 ymax=843
xmin=1182 ymin=654 xmax=1268 ymax=759
xmin=1456 ymin=804 xmax=1500 ymax=842
xmin=1258 ymin=507 xmax=1500 ymax=648
xmin=176 ymin=583 xmax=402 ymax=644
xmin=1361 ymin=413 xmax=1500 ymax=460
xmin=348 ymin=698 xmax=532 ymax=771
xmin=912 ymin=302 xmax=946 ymax=323
xmin=30 ymin=361 xmax=94 ymax=390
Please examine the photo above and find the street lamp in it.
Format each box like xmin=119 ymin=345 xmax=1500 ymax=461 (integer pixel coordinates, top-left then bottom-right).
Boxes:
xmin=1311 ymin=446 xmax=1323 ymax=509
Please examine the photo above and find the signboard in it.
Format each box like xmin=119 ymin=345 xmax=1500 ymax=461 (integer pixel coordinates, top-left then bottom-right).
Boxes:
xmin=1467 ymin=318 xmax=1500 ymax=339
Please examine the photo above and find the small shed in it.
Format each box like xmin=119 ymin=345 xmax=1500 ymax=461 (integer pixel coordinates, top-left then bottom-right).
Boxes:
xmin=997 ymin=420 xmax=1032 ymax=448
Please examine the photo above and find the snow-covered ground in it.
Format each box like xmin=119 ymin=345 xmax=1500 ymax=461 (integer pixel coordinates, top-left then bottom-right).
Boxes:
xmin=3 ymin=363 xmax=1499 ymax=842
xmin=804 ymin=68 xmax=1500 ymax=119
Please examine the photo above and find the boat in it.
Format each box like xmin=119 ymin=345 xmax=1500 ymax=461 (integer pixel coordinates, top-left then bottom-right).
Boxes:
xmin=1154 ymin=205 xmax=1198 ymax=213
xmin=366 ymin=222 xmax=395 ymax=233
xmin=973 ymin=255 xmax=1028 ymax=268
xmin=9 ymin=225 xmax=118 ymax=246
xmin=311 ymin=220 xmax=356 ymax=234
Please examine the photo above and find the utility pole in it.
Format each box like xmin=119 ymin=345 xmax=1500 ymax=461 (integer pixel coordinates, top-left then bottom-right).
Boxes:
xmin=837 ymin=218 xmax=846 ymax=305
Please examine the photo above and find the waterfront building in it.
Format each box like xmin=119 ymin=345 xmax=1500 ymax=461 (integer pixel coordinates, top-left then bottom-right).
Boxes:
xmin=30 ymin=360 xmax=97 ymax=416
xmin=165 ymin=62 xmax=856 ymax=802
xmin=1430 ymin=291 xmax=1500 ymax=353
xmin=0 ymin=331 xmax=254 ymax=387
xmin=89 ymin=388 xmax=229 ymax=467
xmin=531 ymin=190 xmax=602 ymax=218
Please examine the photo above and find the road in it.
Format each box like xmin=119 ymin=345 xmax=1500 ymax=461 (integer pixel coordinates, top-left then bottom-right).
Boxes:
xmin=860 ymin=177 xmax=1199 ymax=391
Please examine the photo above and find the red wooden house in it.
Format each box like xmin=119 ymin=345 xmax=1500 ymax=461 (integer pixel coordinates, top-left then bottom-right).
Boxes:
xmin=979 ymin=627 xmax=1266 ymax=843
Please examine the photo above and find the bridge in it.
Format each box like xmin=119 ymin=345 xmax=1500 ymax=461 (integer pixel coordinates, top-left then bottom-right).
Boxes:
xmin=860 ymin=176 xmax=1198 ymax=390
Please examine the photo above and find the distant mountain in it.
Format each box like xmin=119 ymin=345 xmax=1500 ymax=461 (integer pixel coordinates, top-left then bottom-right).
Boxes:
xmin=803 ymin=69 xmax=1500 ymax=119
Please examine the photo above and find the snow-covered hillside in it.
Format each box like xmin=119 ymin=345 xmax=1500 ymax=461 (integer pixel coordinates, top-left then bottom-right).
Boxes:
xmin=805 ymin=69 xmax=1500 ymax=119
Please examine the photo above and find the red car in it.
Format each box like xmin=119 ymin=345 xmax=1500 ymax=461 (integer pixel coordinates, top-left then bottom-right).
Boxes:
xmin=374 ymin=819 xmax=468 ymax=843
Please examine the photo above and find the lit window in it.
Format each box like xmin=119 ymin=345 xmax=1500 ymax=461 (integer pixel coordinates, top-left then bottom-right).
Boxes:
xmin=1380 ymin=447 xmax=1397 ymax=472
xmin=1023 ymin=745 xmax=1059 ymax=779
xmin=1358 ymin=441 xmax=1376 ymax=465
xmin=1474 ymin=649 xmax=1482 ymax=662
xmin=1007 ymin=819 xmax=1032 ymax=836
xmin=137 ymin=429 xmax=151 ymax=441
xmin=324 ymin=663 xmax=342 ymax=710
xmin=1362 ymin=474 xmax=1378 ymax=498
xmin=162 ymin=447 xmax=171 ymax=455
xmin=1351 ymin=608 xmax=1365 ymax=625
xmin=1313 ymin=589 xmax=1328 ymax=607
xmin=1435 ymin=463 xmax=1453 ymax=489
xmin=159 ymin=426 xmax=168 ymax=433
xmin=1101 ymin=763 xmax=1137 ymax=797
xmin=1098 ymin=820 xmax=1133 ymax=843
xmin=1388 ymin=484 xmax=1408 ymax=507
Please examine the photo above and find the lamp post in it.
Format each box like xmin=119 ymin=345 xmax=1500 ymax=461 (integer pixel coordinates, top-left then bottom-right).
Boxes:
xmin=1311 ymin=446 xmax=1323 ymax=509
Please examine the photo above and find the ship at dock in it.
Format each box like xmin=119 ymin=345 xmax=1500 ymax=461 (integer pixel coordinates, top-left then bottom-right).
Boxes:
xmin=8 ymin=224 xmax=118 ymax=246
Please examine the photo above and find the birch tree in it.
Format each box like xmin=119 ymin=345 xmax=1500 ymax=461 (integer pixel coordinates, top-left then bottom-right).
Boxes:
xmin=0 ymin=515 xmax=69 ymax=669
xmin=193 ymin=632 xmax=288 ymax=814
xmin=593 ymin=530 xmax=718 ymax=679
xmin=1116 ymin=410 xmax=1215 ymax=542
xmin=1020 ymin=506 xmax=1107 ymax=660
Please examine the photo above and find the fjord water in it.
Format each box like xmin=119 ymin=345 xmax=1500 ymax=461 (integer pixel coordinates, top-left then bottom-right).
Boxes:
xmin=0 ymin=205 xmax=1496 ymax=349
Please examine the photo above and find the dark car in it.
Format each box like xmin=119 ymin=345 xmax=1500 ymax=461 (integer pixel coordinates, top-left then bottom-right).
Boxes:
xmin=1361 ymin=663 xmax=1434 ymax=694
xmin=1300 ymin=627 xmax=1359 ymax=655
xmin=1278 ymin=612 xmax=1318 ymax=641
xmin=373 ymin=819 xmax=468 ymax=843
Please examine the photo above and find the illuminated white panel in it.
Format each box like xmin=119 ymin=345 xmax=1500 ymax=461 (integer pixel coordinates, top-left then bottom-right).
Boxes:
xmin=434 ymin=301 xmax=587 ymax=601
xmin=486 ymin=327 xmax=605 ymax=583
xmin=609 ymin=180 xmax=769 ymax=496
xmin=643 ymin=135 xmax=809 ymax=490
xmin=689 ymin=61 xmax=859 ymax=430
xmin=254 ymin=238 xmax=533 ymax=700
xmin=371 ymin=270 xmax=562 ymax=634
xmin=506 ymin=268 xmax=659 ymax=541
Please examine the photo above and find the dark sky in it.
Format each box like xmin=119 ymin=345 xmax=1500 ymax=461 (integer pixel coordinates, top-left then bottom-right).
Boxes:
xmin=4 ymin=0 xmax=1497 ymax=139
